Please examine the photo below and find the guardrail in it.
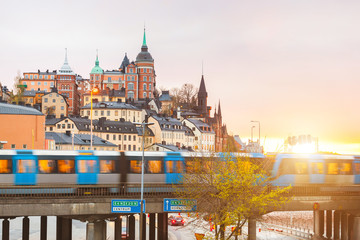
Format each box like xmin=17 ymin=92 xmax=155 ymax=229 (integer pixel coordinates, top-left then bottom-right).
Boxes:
xmin=262 ymin=223 xmax=313 ymax=239
xmin=0 ymin=184 xmax=359 ymax=200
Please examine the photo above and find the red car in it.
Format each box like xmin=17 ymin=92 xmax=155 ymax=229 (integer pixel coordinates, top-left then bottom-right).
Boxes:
xmin=168 ymin=215 xmax=185 ymax=226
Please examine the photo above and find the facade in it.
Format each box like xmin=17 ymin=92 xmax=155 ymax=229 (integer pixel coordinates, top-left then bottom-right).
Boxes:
xmin=22 ymin=90 xmax=47 ymax=107
xmin=45 ymin=117 xmax=154 ymax=151
xmin=20 ymin=70 xmax=56 ymax=92
xmin=89 ymin=29 xmax=156 ymax=100
xmin=80 ymin=101 xmax=142 ymax=122
xmin=159 ymin=91 xmax=172 ymax=114
xmin=146 ymin=143 xmax=192 ymax=152
xmin=45 ymin=132 xmax=116 ymax=151
xmin=148 ymin=115 xmax=187 ymax=148
xmin=41 ymin=91 xmax=68 ymax=118
xmin=82 ymin=89 xmax=126 ymax=107
xmin=19 ymin=50 xmax=80 ymax=116
xmin=0 ymin=102 xmax=45 ymax=149
xmin=182 ymin=118 xmax=215 ymax=152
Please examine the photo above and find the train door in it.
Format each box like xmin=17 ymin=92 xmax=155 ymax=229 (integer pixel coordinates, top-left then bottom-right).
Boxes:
xmin=75 ymin=155 xmax=99 ymax=184
xmin=164 ymin=153 xmax=185 ymax=184
xmin=13 ymin=154 xmax=37 ymax=185
xmin=354 ymin=157 xmax=360 ymax=184
xmin=309 ymin=157 xmax=325 ymax=184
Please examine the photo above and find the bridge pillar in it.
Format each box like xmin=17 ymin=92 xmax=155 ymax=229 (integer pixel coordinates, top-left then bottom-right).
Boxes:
xmin=114 ymin=216 xmax=122 ymax=240
xmin=334 ymin=211 xmax=341 ymax=240
xmin=86 ymin=220 xmax=106 ymax=240
xmin=157 ymin=213 xmax=168 ymax=240
xmin=2 ymin=218 xmax=9 ymax=240
xmin=326 ymin=210 xmax=332 ymax=239
xmin=351 ymin=216 xmax=360 ymax=240
xmin=41 ymin=216 xmax=47 ymax=240
xmin=129 ymin=215 xmax=135 ymax=240
xmin=313 ymin=210 xmax=324 ymax=239
xmin=141 ymin=213 xmax=146 ymax=240
xmin=341 ymin=212 xmax=348 ymax=240
xmin=22 ymin=216 xmax=29 ymax=240
xmin=56 ymin=217 xmax=72 ymax=240
xmin=348 ymin=215 xmax=354 ymax=239
xmin=248 ymin=218 xmax=256 ymax=240
xmin=149 ymin=213 xmax=155 ymax=240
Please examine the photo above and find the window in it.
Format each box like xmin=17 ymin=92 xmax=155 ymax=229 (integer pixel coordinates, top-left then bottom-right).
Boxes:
xmin=128 ymin=145 xmax=131 ymax=151
xmin=148 ymin=160 xmax=162 ymax=173
xmin=118 ymin=135 xmax=122 ymax=140
xmin=311 ymin=162 xmax=324 ymax=174
xmin=23 ymin=144 xmax=27 ymax=149
xmin=130 ymin=160 xmax=141 ymax=173
xmin=38 ymin=82 xmax=41 ymax=85
xmin=30 ymin=75 xmax=33 ymax=79
xmin=124 ymin=145 xmax=126 ymax=150
xmin=44 ymin=82 xmax=47 ymax=86
xmin=50 ymin=82 xmax=54 ymax=87
xmin=77 ymin=159 xmax=96 ymax=173
xmin=129 ymin=135 xmax=131 ymax=141
xmin=107 ymin=111 xmax=110 ymax=116
xmin=17 ymin=159 xmax=36 ymax=173
xmin=53 ymin=99 xmax=56 ymax=103
xmin=0 ymin=159 xmax=11 ymax=173
xmin=51 ymin=75 xmax=54 ymax=80
xmin=108 ymin=77 xmax=111 ymax=82
xmin=149 ymin=84 xmax=151 ymax=91
xmin=149 ymin=76 xmax=152 ymax=81
xmin=61 ymin=106 xmax=64 ymax=110
xmin=134 ymin=136 xmax=136 ymax=141
xmin=38 ymin=160 xmax=56 ymax=173
xmin=128 ymin=83 xmax=134 ymax=90
xmin=143 ymin=83 xmax=147 ymax=91
xmin=106 ymin=134 xmax=109 ymax=140
xmin=11 ymin=144 xmax=16 ymax=149
xmin=113 ymin=135 xmax=116 ymax=140
xmin=124 ymin=135 xmax=127 ymax=141
xmin=144 ymin=76 xmax=147 ymax=81
xmin=31 ymin=82 xmax=35 ymax=85
xmin=128 ymin=91 xmax=134 ymax=99
xmin=130 ymin=69 xmax=133 ymax=73
xmin=143 ymin=92 xmax=147 ymax=98
xmin=115 ymin=111 xmax=118 ymax=116
xmin=100 ymin=160 xmax=115 ymax=173
xmin=101 ymin=110 xmax=104 ymax=116
xmin=133 ymin=145 xmax=136 ymax=151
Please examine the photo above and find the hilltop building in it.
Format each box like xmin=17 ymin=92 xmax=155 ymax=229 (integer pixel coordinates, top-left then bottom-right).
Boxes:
xmin=89 ymin=29 xmax=156 ymax=100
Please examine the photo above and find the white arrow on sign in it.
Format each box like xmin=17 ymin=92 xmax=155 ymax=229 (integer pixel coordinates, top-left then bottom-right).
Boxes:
xmin=166 ymin=200 xmax=169 ymax=210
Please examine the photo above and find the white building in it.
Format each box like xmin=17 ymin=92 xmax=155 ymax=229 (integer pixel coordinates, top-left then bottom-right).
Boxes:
xmin=182 ymin=118 xmax=215 ymax=152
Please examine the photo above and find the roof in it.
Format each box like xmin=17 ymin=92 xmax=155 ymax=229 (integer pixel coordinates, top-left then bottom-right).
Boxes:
xmin=159 ymin=91 xmax=172 ymax=101
xmin=151 ymin=115 xmax=186 ymax=132
xmin=45 ymin=117 xmax=63 ymax=125
xmin=147 ymin=143 xmax=193 ymax=152
xmin=90 ymin=54 xmax=104 ymax=74
xmin=45 ymin=132 xmax=116 ymax=147
xmin=0 ymin=103 xmax=44 ymax=116
xmin=136 ymin=29 xmax=154 ymax=63
xmin=184 ymin=118 xmax=214 ymax=133
xmin=58 ymin=49 xmax=75 ymax=76
xmin=81 ymin=102 xmax=140 ymax=110
xmin=119 ymin=53 xmax=130 ymax=70
xmin=23 ymin=90 xmax=48 ymax=97
xmin=136 ymin=126 xmax=155 ymax=137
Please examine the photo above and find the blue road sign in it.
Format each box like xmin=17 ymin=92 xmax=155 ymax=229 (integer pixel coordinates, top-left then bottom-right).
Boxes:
xmin=163 ymin=198 xmax=197 ymax=212
xmin=111 ymin=199 xmax=145 ymax=213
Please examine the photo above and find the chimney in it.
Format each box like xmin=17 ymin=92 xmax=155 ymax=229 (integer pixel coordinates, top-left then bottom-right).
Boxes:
xmin=99 ymin=117 xmax=106 ymax=127
xmin=177 ymin=107 xmax=181 ymax=120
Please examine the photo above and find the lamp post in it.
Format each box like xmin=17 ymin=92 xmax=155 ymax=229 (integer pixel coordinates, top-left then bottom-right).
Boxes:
xmin=251 ymin=120 xmax=260 ymax=143
xmin=133 ymin=120 xmax=154 ymax=240
xmin=251 ymin=126 xmax=255 ymax=142
xmin=90 ymin=87 xmax=99 ymax=150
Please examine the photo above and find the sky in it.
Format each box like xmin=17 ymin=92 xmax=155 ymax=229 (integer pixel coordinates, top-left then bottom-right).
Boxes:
xmin=1 ymin=0 xmax=360 ymax=153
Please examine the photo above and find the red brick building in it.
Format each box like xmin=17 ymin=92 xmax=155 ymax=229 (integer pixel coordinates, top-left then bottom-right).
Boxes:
xmin=89 ymin=29 xmax=156 ymax=100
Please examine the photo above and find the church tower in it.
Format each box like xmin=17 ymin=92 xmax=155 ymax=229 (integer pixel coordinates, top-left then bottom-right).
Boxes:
xmin=197 ymin=75 xmax=208 ymax=118
xmin=134 ymin=28 xmax=156 ymax=100
xmin=90 ymin=50 xmax=104 ymax=89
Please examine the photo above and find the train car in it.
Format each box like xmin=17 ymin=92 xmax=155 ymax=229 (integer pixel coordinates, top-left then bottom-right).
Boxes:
xmin=271 ymin=154 xmax=358 ymax=186
xmin=0 ymin=150 xmax=266 ymax=187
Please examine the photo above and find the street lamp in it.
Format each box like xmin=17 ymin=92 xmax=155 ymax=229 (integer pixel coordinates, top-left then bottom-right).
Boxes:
xmin=251 ymin=120 xmax=260 ymax=143
xmin=133 ymin=120 xmax=154 ymax=240
xmin=90 ymin=87 xmax=99 ymax=150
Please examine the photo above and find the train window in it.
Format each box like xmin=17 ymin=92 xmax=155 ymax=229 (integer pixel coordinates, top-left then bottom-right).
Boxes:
xmin=295 ymin=162 xmax=308 ymax=174
xmin=38 ymin=160 xmax=56 ymax=173
xmin=0 ymin=159 xmax=11 ymax=173
xmin=277 ymin=159 xmax=296 ymax=176
xmin=130 ymin=160 xmax=141 ymax=173
xmin=326 ymin=163 xmax=339 ymax=175
xmin=355 ymin=163 xmax=360 ymax=174
xmin=77 ymin=160 xmax=97 ymax=173
xmin=100 ymin=160 xmax=116 ymax=173
xmin=175 ymin=161 xmax=184 ymax=173
xmin=311 ymin=162 xmax=324 ymax=174
xmin=166 ymin=161 xmax=174 ymax=173
xmin=339 ymin=162 xmax=352 ymax=175
xmin=58 ymin=160 xmax=75 ymax=174
xmin=17 ymin=159 xmax=36 ymax=173
xmin=147 ymin=160 xmax=162 ymax=173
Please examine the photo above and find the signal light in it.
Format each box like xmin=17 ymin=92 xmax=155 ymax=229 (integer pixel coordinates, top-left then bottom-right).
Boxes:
xmin=91 ymin=87 xmax=99 ymax=94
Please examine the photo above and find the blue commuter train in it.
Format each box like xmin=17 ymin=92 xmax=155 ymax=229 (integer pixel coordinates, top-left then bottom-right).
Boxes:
xmin=270 ymin=154 xmax=360 ymax=186
xmin=0 ymin=150 xmax=265 ymax=186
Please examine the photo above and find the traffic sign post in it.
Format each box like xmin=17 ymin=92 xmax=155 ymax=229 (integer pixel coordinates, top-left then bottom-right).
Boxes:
xmin=111 ymin=199 xmax=145 ymax=213
xmin=163 ymin=198 xmax=197 ymax=212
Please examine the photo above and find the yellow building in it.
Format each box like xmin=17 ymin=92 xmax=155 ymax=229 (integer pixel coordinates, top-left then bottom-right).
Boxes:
xmin=42 ymin=91 xmax=68 ymax=118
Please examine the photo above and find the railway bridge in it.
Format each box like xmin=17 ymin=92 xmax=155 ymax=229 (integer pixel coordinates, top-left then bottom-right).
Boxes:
xmin=0 ymin=185 xmax=360 ymax=240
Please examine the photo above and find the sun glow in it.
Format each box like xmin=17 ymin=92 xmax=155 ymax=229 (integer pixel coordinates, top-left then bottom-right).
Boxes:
xmin=291 ymin=143 xmax=316 ymax=154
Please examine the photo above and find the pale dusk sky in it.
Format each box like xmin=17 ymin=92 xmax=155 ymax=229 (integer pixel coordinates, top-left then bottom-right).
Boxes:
xmin=1 ymin=0 xmax=360 ymax=153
